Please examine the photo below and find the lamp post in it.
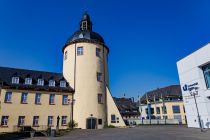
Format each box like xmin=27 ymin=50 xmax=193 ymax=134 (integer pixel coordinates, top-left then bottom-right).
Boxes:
xmin=189 ymin=89 xmax=203 ymax=132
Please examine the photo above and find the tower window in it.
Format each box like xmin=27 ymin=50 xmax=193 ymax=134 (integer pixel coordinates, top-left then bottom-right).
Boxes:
xmin=77 ymin=47 xmax=83 ymax=56
xmin=64 ymin=51 xmax=68 ymax=60
xmin=96 ymin=48 xmax=101 ymax=58
xmin=97 ymin=72 xmax=102 ymax=82
xmin=82 ymin=21 xmax=87 ymax=30
xmin=98 ymin=94 xmax=103 ymax=104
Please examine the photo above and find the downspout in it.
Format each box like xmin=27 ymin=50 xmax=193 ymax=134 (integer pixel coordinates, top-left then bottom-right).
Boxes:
xmin=103 ymin=45 xmax=108 ymax=127
xmin=71 ymin=43 xmax=77 ymax=129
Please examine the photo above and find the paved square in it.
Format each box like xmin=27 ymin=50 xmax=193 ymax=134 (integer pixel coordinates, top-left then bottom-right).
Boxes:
xmin=23 ymin=125 xmax=210 ymax=140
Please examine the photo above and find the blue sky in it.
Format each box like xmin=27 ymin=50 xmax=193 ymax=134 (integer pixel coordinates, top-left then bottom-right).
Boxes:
xmin=0 ymin=0 xmax=210 ymax=99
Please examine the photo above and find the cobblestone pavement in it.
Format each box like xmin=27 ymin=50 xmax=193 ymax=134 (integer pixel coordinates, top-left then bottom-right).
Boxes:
xmin=6 ymin=125 xmax=210 ymax=140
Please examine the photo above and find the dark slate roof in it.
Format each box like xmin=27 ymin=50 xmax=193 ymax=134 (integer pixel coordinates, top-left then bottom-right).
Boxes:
xmin=0 ymin=66 xmax=74 ymax=92
xmin=65 ymin=30 xmax=105 ymax=46
xmin=114 ymin=97 xmax=140 ymax=116
xmin=140 ymin=85 xmax=182 ymax=104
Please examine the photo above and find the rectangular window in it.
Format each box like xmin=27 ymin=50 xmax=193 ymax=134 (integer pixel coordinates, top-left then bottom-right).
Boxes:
xmin=12 ymin=77 xmax=19 ymax=84
xmin=1 ymin=116 xmax=9 ymax=126
xmin=61 ymin=116 xmax=67 ymax=125
xmin=97 ymin=72 xmax=102 ymax=82
xmin=64 ymin=51 xmax=68 ymax=60
xmin=111 ymin=114 xmax=116 ymax=123
xmin=172 ymin=105 xmax=180 ymax=113
xmin=48 ymin=116 xmax=53 ymax=126
xmin=77 ymin=47 xmax=83 ymax=56
xmin=162 ymin=106 xmax=167 ymax=114
xmin=49 ymin=80 xmax=55 ymax=87
xmin=21 ymin=92 xmax=28 ymax=104
xmin=18 ymin=116 xmax=25 ymax=126
xmin=98 ymin=119 xmax=102 ymax=125
xmin=156 ymin=107 xmax=160 ymax=114
xmin=60 ymin=81 xmax=66 ymax=88
xmin=35 ymin=93 xmax=41 ymax=104
xmin=49 ymin=94 xmax=55 ymax=105
xmin=98 ymin=94 xmax=103 ymax=104
xmin=25 ymin=78 xmax=32 ymax=85
xmin=33 ymin=116 xmax=39 ymax=126
xmin=62 ymin=95 xmax=68 ymax=105
xmin=37 ymin=79 xmax=44 ymax=86
xmin=202 ymin=63 xmax=210 ymax=89
xmin=96 ymin=48 xmax=101 ymax=57
xmin=4 ymin=92 xmax=12 ymax=103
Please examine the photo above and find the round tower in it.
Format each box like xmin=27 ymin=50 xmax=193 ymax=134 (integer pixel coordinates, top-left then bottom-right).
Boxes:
xmin=63 ymin=13 xmax=109 ymax=129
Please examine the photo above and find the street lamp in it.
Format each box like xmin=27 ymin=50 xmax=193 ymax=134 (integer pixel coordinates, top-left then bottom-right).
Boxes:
xmin=189 ymin=88 xmax=203 ymax=132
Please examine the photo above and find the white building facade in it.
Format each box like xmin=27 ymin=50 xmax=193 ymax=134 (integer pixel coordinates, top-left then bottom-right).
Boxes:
xmin=177 ymin=43 xmax=210 ymax=129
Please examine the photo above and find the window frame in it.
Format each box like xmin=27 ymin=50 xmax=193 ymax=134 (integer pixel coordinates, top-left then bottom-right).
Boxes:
xmin=21 ymin=92 xmax=28 ymax=104
xmin=111 ymin=114 xmax=116 ymax=123
xmin=172 ymin=105 xmax=181 ymax=114
xmin=62 ymin=95 xmax=68 ymax=105
xmin=25 ymin=77 xmax=32 ymax=85
xmin=18 ymin=116 xmax=25 ymax=126
xmin=64 ymin=51 xmax=68 ymax=60
xmin=33 ymin=116 xmax=39 ymax=127
xmin=37 ymin=79 xmax=44 ymax=86
xmin=35 ymin=93 xmax=41 ymax=104
xmin=98 ymin=93 xmax=103 ymax=104
xmin=96 ymin=48 xmax=101 ymax=58
xmin=97 ymin=72 xmax=102 ymax=82
xmin=49 ymin=94 xmax=55 ymax=105
xmin=61 ymin=116 xmax=67 ymax=126
xmin=77 ymin=47 xmax=84 ymax=56
xmin=1 ymin=116 xmax=9 ymax=126
xmin=48 ymin=116 xmax=54 ymax=126
xmin=49 ymin=80 xmax=55 ymax=87
xmin=4 ymin=92 xmax=12 ymax=103
xmin=202 ymin=63 xmax=210 ymax=89
xmin=12 ymin=77 xmax=19 ymax=84
xmin=60 ymin=81 xmax=66 ymax=88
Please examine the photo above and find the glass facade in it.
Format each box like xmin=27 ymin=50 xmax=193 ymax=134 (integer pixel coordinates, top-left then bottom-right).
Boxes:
xmin=202 ymin=63 xmax=210 ymax=89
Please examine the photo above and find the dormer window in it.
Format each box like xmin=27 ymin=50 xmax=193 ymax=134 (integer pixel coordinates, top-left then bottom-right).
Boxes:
xmin=12 ymin=77 xmax=19 ymax=84
xmin=37 ymin=79 xmax=44 ymax=86
xmin=60 ymin=81 xmax=66 ymax=88
xmin=25 ymin=78 xmax=32 ymax=85
xmin=49 ymin=80 xmax=55 ymax=87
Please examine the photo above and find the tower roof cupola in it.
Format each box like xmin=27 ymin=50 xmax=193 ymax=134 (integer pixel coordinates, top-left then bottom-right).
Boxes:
xmin=80 ymin=12 xmax=92 ymax=31
xmin=63 ymin=12 xmax=109 ymax=52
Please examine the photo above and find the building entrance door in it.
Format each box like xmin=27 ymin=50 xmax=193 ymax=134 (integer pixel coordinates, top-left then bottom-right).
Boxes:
xmin=86 ymin=117 xmax=97 ymax=129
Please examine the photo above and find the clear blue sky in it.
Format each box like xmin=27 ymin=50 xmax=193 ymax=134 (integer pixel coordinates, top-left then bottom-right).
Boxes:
xmin=0 ymin=0 xmax=210 ymax=99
